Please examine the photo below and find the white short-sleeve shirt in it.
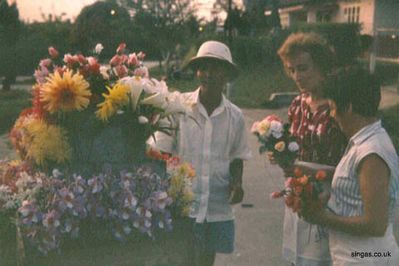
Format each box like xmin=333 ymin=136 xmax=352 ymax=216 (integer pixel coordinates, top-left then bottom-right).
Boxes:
xmin=328 ymin=120 xmax=399 ymax=222
xmin=148 ymin=88 xmax=252 ymax=223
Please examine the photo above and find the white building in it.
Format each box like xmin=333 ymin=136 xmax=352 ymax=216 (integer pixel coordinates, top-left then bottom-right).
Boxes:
xmin=272 ymin=0 xmax=399 ymax=36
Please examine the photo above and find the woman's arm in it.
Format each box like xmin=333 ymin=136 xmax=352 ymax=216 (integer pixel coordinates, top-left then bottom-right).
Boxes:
xmin=303 ymin=154 xmax=390 ymax=237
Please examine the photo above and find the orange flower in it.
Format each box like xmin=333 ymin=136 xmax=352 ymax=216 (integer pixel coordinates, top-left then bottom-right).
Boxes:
xmin=274 ymin=141 xmax=286 ymax=152
xmin=298 ymin=175 xmax=309 ymax=185
xmin=315 ymin=170 xmax=327 ymax=181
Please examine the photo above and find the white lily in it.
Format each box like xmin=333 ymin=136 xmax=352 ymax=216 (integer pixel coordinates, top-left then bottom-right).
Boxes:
xmin=163 ymin=91 xmax=187 ymax=114
xmin=119 ymin=76 xmax=144 ymax=111
xmin=140 ymin=92 xmax=167 ymax=109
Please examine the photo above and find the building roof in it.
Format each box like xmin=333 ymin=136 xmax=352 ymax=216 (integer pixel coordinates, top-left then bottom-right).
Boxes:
xmin=269 ymin=0 xmax=337 ymax=8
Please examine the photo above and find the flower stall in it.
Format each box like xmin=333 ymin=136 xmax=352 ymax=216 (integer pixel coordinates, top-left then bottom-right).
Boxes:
xmin=0 ymin=44 xmax=195 ymax=265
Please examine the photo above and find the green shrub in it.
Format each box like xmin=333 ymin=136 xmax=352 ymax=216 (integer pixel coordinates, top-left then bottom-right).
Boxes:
xmin=0 ymin=90 xmax=31 ymax=135
xmin=381 ymin=104 xmax=399 ymax=151
xmin=374 ymin=61 xmax=399 ymax=86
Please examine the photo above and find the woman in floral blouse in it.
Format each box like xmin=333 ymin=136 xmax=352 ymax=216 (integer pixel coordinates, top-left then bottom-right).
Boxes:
xmin=271 ymin=32 xmax=347 ymax=266
xmin=288 ymin=92 xmax=345 ymax=166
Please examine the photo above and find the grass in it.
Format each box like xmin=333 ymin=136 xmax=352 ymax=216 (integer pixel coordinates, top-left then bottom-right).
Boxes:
xmin=0 ymin=90 xmax=31 ymax=135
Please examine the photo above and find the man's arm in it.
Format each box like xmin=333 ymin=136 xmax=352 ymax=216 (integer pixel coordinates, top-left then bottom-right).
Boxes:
xmin=229 ymin=158 xmax=244 ymax=204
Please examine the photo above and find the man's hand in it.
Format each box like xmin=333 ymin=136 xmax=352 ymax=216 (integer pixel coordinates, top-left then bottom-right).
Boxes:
xmin=229 ymin=183 xmax=244 ymax=205
xmin=229 ymin=159 xmax=244 ymax=204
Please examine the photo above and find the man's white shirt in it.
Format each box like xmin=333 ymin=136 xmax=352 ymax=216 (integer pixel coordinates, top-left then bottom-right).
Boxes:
xmin=148 ymin=88 xmax=251 ymax=223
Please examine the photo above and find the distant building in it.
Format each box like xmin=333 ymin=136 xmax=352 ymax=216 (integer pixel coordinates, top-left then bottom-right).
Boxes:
xmin=267 ymin=0 xmax=399 ymax=58
xmin=268 ymin=0 xmax=399 ymax=36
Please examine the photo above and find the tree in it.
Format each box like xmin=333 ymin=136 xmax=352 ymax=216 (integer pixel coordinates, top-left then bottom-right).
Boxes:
xmin=0 ymin=0 xmax=21 ymax=90
xmin=72 ymin=1 xmax=132 ymax=57
xmin=269 ymin=0 xmax=281 ymax=31
xmin=127 ymin=0 xmax=198 ymax=73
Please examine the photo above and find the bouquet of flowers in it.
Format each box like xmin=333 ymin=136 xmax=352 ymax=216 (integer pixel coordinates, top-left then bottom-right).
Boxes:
xmin=0 ymin=156 xmax=195 ymax=254
xmin=270 ymin=167 xmax=329 ymax=213
xmin=9 ymin=43 xmax=186 ymax=170
xmin=0 ymin=44 xmax=196 ymax=257
xmin=251 ymin=115 xmax=299 ymax=167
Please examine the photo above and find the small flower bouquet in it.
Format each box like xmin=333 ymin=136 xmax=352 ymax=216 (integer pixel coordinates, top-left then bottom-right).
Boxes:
xmin=251 ymin=115 xmax=299 ymax=167
xmin=270 ymin=167 xmax=329 ymax=213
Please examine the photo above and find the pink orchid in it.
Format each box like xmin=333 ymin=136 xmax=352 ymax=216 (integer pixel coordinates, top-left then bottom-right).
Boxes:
xmin=128 ymin=53 xmax=139 ymax=67
xmin=116 ymin=43 xmax=126 ymax=54
xmin=39 ymin=58 xmax=52 ymax=68
xmin=113 ymin=65 xmax=128 ymax=78
xmin=110 ymin=55 xmax=123 ymax=66
xmin=48 ymin=47 xmax=59 ymax=58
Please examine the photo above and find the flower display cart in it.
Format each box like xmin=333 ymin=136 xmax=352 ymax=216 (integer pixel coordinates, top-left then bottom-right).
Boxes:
xmin=0 ymin=44 xmax=194 ymax=265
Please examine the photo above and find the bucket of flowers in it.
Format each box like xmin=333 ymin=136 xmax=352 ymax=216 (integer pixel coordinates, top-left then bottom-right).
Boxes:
xmin=251 ymin=114 xmax=299 ymax=168
xmin=0 ymin=44 xmax=195 ymax=265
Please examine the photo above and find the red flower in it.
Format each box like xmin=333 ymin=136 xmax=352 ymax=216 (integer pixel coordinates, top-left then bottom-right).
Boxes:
xmin=113 ymin=65 xmax=128 ymax=78
xmin=265 ymin=114 xmax=282 ymax=123
xmin=110 ymin=55 xmax=123 ymax=66
xmin=270 ymin=191 xmax=284 ymax=199
xmin=116 ymin=43 xmax=126 ymax=54
xmin=128 ymin=53 xmax=139 ymax=67
xmin=315 ymin=170 xmax=327 ymax=181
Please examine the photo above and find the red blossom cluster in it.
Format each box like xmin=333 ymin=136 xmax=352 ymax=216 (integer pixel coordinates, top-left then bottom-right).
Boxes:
xmin=271 ymin=167 xmax=329 ymax=213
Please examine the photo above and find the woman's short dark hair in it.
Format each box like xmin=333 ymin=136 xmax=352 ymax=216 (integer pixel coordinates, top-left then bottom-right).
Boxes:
xmin=323 ymin=66 xmax=381 ymax=117
xmin=278 ymin=32 xmax=336 ymax=76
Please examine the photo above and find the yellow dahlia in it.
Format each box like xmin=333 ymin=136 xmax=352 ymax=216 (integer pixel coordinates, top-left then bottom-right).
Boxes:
xmin=41 ymin=70 xmax=91 ymax=113
xmin=25 ymin=119 xmax=71 ymax=166
xmin=96 ymin=83 xmax=130 ymax=121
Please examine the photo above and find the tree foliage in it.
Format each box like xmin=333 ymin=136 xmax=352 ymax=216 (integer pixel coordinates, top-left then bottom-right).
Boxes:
xmin=0 ymin=0 xmax=21 ymax=90
xmin=127 ymin=0 xmax=199 ymax=72
xmin=72 ymin=1 xmax=131 ymax=57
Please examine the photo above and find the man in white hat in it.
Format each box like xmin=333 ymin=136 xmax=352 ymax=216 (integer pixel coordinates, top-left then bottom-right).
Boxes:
xmin=148 ymin=40 xmax=251 ymax=265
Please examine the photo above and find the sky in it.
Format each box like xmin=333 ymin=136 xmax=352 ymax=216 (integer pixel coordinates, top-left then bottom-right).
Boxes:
xmin=10 ymin=0 xmax=98 ymax=22
xmin=8 ymin=0 xmax=240 ymax=23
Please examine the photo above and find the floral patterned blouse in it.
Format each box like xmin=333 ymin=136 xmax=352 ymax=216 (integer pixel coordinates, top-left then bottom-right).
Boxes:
xmin=288 ymin=94 xmax=346 ymax=166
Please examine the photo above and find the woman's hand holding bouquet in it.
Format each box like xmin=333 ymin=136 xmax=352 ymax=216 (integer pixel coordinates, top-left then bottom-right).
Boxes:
xmin=251 ymin=115 xmax=299 ymax=174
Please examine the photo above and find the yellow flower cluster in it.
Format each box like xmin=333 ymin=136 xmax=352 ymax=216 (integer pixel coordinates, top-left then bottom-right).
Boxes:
xmin=96 ymin=83 xmax=130 ymax=121
xmin=167 ymin=162 xmax=195 ymax=217
xmin=41 ymin=70 xmax=91 ymax=113
xmin=13 ymin=116 xmax=71 ymax=166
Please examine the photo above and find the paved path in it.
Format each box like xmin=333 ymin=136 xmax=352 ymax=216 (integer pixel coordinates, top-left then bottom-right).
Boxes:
xmin=215 ymin=108 xmax=290 ymax=266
